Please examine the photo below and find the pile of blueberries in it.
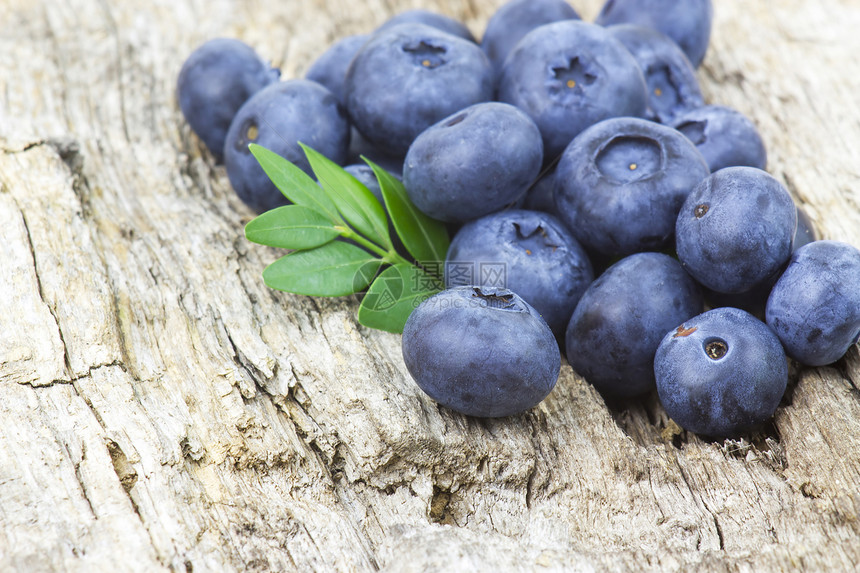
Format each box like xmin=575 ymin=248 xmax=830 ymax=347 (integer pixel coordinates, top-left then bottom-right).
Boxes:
xmin=178 ymin=0 xmax=860 ymax=438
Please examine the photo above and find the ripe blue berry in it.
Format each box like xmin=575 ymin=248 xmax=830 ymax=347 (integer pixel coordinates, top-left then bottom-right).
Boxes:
xmin=766 ymin=241 xmax=860 ymax=366
xmin=403 ymin=102 xmax=543 ymax=223
xmin=793 ymin=205 xmax=817 ymax=251
xmin=377 ymin=9 xmax=477 ymax=43
xmin=671 ymin=105 xmax=768 ymax=172
xmin=555 ymin=116 xmax=709 ymax=257
xmin=522 ymin=170 xmax=559 ymax=217
xmin=565 ymin=253 xmax=703 ymax=398
xmin=481 ymin=0 xmax=581 ymax=78
xmin=498 ymin=20 xmax=648 ymax=160
xmin=596 ymin=0 xmax=713 ymax=68
xmin=655 ymin=307 xmax=788 ymax=438
xmin=402 ymin=286 xmax=560 ymax=417
xmin=445 ymin=209 xmax=594 ymax=336
xmin=345 ymin=23 xmax=493 ymax=156
xmin=606 ymin=24 xmax=704 ymax=123
xmin=224 ymin=80 xmax=350 ymax=213
xmin=177 ymin=38 xmax=279 ymax=163
xmin=675 ymin=167 xmax=797 ymax=294
xmin=306 ymin=34 xmax=369 ymax=104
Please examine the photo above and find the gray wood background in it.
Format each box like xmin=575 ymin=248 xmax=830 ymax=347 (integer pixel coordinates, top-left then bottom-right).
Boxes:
xmin=1 ymin=0 xmax=859 ymax=571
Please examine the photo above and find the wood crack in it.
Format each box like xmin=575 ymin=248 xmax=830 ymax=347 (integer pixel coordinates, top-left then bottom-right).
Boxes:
xmin=223 ymin=326 xmax=277 ymax=400
xmin=69 ymin=368 xmax=169 ymax=569
xmin=674 ymin=453 xmax=725 ymax=551
xmin=14 ymin=198 xmax=73 ymax=387
xmin=0 ymin=139 xmax=51 ymax=154
xmin=71 ymin=442 xmax=97 ymax=519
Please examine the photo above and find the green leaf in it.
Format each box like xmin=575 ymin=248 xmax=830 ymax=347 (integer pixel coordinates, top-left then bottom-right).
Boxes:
xmin=263 ymin=241 xmax=383 ymax=297
xmin=300 ymin=143 xmax=391 ymax=249
xmin=357 ymin=263 xmax=443 ymax=333
xmin=248 ymin=143 xmax=342 ymax=223
xmin=365 ymin=158 xmax=449 ymax=270
xmin=245 ymin=205 xmax=341 ymax=250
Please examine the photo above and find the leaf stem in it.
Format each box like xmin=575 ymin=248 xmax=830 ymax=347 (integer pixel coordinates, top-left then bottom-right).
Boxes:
xmin=337 ymin=227 xmax=410 ymax=265
xmin=385 ymin=251 xmax=412 ymax=266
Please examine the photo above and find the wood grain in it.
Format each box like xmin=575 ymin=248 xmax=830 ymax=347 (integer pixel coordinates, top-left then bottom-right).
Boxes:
xmin=1 ymin=0 xmax=859 ymax=571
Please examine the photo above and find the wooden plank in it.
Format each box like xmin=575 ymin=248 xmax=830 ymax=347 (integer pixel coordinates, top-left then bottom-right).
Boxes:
xmin=0 ymin=0 xmax=858 ymax=570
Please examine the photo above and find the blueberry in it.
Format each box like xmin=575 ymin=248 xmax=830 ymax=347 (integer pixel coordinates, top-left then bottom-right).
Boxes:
xmin=342 ymin=163 xmax=407 ymax=256
xmin=177 ymin=38 xmax=279 ymax=163
xmin=481 ymin=0 xmax=580 ymax=77
xmin=305 ymin=34 xmax=369 ymax=104
xmin=675 ymin=167 xmax=797 ymax=294
xmin=554 ymin=116 xmax=709 ymax=257
xmin=793 ymin=204 xmax=817 ymax=251
xmin=498 ymin=20 xmax=648 ymax=160
xmin=671 ymin=105 xmax=768 ymax=172
xmin=565 ymin=252 xmax=703 ymax=398
xmin=766 ymin=241 xmax=860 ymax=366
xmin=596 ymin=0 xmax=713 ymax=68
xmin=703 ymin=209 xmax=813 ymax=314
xmin=343 ymin=163 xmax=390 ymax=201
xmin=522 ymin=169 xmax=559 ymax=217
xmin=345 ymin=23 xmax=493 ymax=156
xmin=445 ymin=209 xmax=594 ymax=336
xmin=401 ymin=286 xmax=560 ymax=417
xmin=224 ymin=80 xmax=350 ymax=213
xmin=377 ymin=9 xmax=476 ymax=43
xmin=345 ymin=128 xmax=405 ymax=173
xmin=607 ymin=24 xmax=704 ymax=123
xmin=654 ymin=307 xmax=788 ymax=438
xmin=402 ymin=102 xmax=543 ymax=223
xmin=701 ymin=279 xmax=774 ymax=322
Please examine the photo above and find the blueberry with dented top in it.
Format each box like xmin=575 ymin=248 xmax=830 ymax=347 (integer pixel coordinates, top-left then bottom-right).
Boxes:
xmin=481 ymin=0 xmax=581 ymax=77
xmin=607 ymin=24 xmax=704 ymax=123
xmin=445 ymin=209 xmax=593 ymax=336
xmin=675 ymin=167 xmax=796 ymax=294
xmin=177 ymin=38 xmax=279 ymax=163
xmin=565 ymin=253 xmax=703 ymax=399
xmin=766 ymin=240 xmax=860 ymax=366
xmin=655 ymin=307 xmax=788 ymax=438
xmin=224 ymin=80 xmax=350 ymax=213
xmin=345 ymin=23 xmax=493 ymax=157
xmin=554 ymin=116 xmax=709 ymax=257
xmin=402 ymin=286 xmax=560 ymax=417
xmin=671 ymin=105 xmax=768 ymax=172
xmin=498 ymin=20 xmax=648 ymax=161
xmin=596 ymin=0 xmax=713 ymax=68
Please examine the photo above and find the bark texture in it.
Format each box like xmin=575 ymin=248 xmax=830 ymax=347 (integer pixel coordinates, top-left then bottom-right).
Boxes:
xmin=1 ymin=0 xmax=859 ymax=571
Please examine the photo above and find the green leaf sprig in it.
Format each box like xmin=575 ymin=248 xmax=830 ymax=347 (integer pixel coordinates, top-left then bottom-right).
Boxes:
xmin=244 ymin=143 xmax=449 ymax=333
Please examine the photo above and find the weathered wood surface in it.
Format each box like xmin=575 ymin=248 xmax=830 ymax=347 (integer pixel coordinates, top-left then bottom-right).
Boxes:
xmin=1 ymin=0 xmax=859 ymax=571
